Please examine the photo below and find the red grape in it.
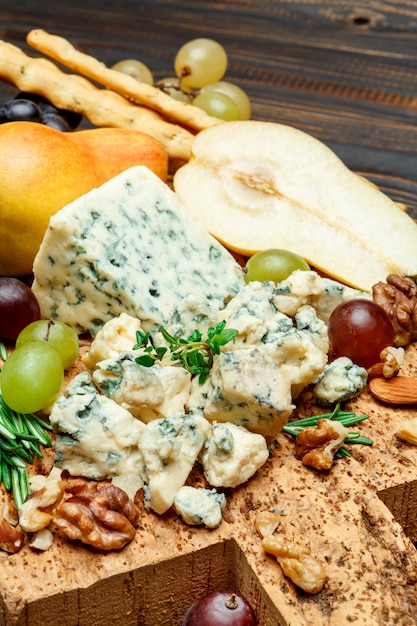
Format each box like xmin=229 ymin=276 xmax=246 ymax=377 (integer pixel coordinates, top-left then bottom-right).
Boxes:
xmin=327 ymin=298 xmax=394 ymax=369
xmin=181 ymin=590 xmax=257 ymax=625
xmin=0 ymin=277 xmax=41 ymax=340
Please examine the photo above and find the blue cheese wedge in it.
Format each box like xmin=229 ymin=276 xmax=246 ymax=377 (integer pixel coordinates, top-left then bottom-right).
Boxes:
xmin=173 ymin=486 xmax=226 ymax=528
xmin=32 ymin=166 xmax=245 ymax=336
xmin=49 ymin=372 xmax=145 ymax=480
xmin=140 ymin=412 xmax=210 ymax=514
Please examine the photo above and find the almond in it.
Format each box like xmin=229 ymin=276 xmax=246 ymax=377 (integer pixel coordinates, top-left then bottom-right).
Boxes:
xmin=369 ymin=376 xmax=417 ymax=404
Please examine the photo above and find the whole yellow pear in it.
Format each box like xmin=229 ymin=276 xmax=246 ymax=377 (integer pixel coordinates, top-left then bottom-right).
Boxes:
xmin=0 ymin=121 xmax=100 ymax=277
xmin=70 ymin=127 xmax=168 ymax=184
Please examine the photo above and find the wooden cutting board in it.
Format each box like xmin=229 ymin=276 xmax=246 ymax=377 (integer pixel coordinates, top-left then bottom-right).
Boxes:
xmin=1 ymin=340 xmax=417 ymax=625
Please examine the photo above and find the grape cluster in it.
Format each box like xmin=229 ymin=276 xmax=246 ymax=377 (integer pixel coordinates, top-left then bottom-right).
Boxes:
xmin=112 ymin=38 xmax=251 ymax=122
xmin=0 ymin=277 xmax=79 ymax=414
xmin=0 ymin=91 xmax=83 ymax=131
xmin=0 ymin=278 xmax=79 ymax=508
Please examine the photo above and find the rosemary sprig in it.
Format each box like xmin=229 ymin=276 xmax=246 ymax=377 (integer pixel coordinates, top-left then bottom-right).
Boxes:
xmin=0 ymin=391 xmax=52 ymax=509
xmin=134 ymin=321 xmax=238 ymax=384
xmin=282 ymin=403 xmax=373 ymax=459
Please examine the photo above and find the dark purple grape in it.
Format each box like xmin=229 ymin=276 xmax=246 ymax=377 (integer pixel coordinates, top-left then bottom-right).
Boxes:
xmin=0 ymin=277 xmax=41 ymax=341
xmin=0 ymin=99 xmax=42 ymax=123
xmin=328 ymin=298 xmax=394 ymax=369
xmin=41 ymin=112 xmax=73 ymax=132
xmin=14 ymin=91 xmax=83 ymax=130
xmin=181 ymin=590 xmax=257 ymax=625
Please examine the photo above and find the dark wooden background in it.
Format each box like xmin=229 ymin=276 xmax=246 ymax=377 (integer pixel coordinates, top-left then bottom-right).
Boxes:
xmin=1 ymin=0 xmax=416 ymax=215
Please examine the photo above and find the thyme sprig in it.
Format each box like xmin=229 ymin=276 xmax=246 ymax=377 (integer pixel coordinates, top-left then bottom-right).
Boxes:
xmin=134 ymin=321 xmax=238 ymax=384
xmin=282 ymin=403 xmax=373 ymax=459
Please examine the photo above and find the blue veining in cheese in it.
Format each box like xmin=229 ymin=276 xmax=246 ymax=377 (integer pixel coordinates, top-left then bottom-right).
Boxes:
xmin=314 ymin=356 xmax=368 ymax=406
xmin=202 ymin=348 xmax=295 ymax=439
xmin=93 ymin=352 xmax=191 ymax=423
xmin=173 ymin=486 xmax=226 ymax=528
xmin=49 ymin=372 xmax=144 ymax=480
xmin=272 ymin=270 xmax=368 ymax=322
xmin=139 ymin=412 xmax=211 ymax=514
xmin=199 ymin=422 xmax=269 ymax=487
xmin=32 ymin=166 xmax=245 ymax=336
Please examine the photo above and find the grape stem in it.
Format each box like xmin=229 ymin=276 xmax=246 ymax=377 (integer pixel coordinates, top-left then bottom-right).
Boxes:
xmin=225 ymin=594 xmax=238 ymax=610
xmin=42 ymin=319 xmax=55 ymax=342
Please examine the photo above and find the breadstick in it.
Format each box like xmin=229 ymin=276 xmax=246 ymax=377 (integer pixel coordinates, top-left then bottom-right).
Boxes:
xmin=27 ymin=29 xmax=223 ymax=132
xmin=0 ymin=40 xmax=194 ymax=160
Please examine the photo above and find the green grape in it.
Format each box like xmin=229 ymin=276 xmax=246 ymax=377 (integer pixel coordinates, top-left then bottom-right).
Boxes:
xmin=111 ymin=59 xmax=154 ymax=85
xmin=192 ymin=91 xmax=240 ymax=121
xmin=245 ymin=249 xmax=310 ymax=283
xmin=16 ymin=319 xmax=79 ymax=369
xmin=200 ymin=81 xmax=251 ymax=120
xmin=174 ymin=38 xmax=228 ymax=89
xmin=1 ymin=341 xmax=64 ymax=413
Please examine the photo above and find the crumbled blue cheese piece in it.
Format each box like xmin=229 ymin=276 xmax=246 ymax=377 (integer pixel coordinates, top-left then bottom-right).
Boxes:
xmin=164 ymin=294 xmax=219 ymax=339
xmin=210 ymin=281 xmax=328 ymax=431
xmin=83 ymin=313 xmax=143 ymax=370
xmin=219 ymin=280 xmax=281 ymax=345
xmin=173 ymin=486 xmax=226 ymax=528
xmin=294 ymin=305 xmax=329 ymax=353
xmin=313 ymin=356 xmax=368 ymax=406
xmin=49 ymin=372 xmax=144 ymax=480
xmin=93 ymin=352 xmax=191 ymax=423
xmin=272 ymin=270 xmax=369 ymax=322
xmin=261 ymin=328 xmax=328 ymax=399
xmin=199 ymin=422 xmax=269 ymax=488
xmin=202 ymin=348 xmax=294 ymax=439
xmin=32 ymin=166 xmax=245 ymax=336
xmin=139 ymin=412 xmax=211 ymax=514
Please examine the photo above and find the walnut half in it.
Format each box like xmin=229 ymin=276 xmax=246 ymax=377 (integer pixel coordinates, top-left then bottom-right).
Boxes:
xmin=262 ymin=533 xmax=327 ymax=594
xmin=0 ymin=518 xmax=25 ymax=554
xmin=367 ymin=346 xmax=405 ymax=380
xmin=295 ymin=419 xmax=348 ymax=471
xmin=53 ymin=478 xmax=140 ymax=551
xmin=372 ymin=274 xmax=417 ymax=347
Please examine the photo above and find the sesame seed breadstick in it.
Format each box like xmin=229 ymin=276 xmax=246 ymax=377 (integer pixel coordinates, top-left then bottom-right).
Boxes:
xmin=27 ymin=29 xmax=223 ymax=132
xmin=0 ymin=40 xmax=194 ymax=160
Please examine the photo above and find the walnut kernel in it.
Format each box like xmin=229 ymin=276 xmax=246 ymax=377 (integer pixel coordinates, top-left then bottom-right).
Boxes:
xmin=0 ymin=518 xmax=25 ymax=553
xmin=53 ymin=478 xmax=140 ymax=550
xmin=262 ymin=533 xmax=326 ymax=594
xmin=19 ymin=467 xmax=65 ymax=532
xmin=295 ymin=419 xmax=348 ymax=470
xmin=372 ymin=274 xmax=417 ymax=347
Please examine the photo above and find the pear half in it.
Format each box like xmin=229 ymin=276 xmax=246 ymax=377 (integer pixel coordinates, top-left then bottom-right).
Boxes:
xmin=173 ymin=120 xmax=417 ymax=291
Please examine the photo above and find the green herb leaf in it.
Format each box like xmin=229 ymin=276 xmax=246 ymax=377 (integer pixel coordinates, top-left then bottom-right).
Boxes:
xmin=136 ymin=354 xmax=159 ymax=368
xmin=134 ymin=320 xmax=237 ymax=384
